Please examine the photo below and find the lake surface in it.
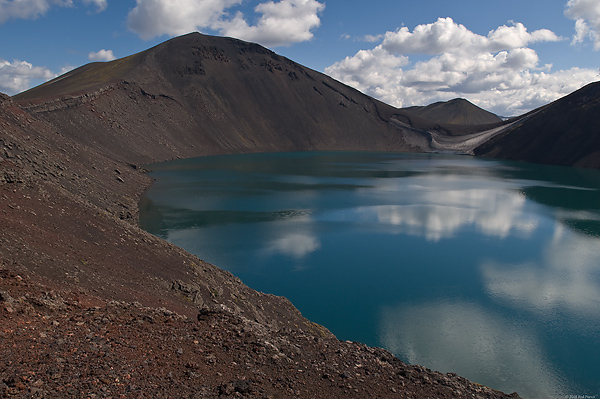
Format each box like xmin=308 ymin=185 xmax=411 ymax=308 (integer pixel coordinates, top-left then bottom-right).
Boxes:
xmin=140 ymin=152 xmax=600 ymax=399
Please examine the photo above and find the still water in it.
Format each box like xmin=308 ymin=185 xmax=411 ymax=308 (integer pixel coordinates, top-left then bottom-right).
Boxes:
xmin=140 ymin=152 xmax=600 ymax=399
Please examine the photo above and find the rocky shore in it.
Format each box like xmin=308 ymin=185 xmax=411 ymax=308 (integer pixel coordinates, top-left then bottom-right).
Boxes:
xmin=1 ymin=268 xmax=520 ymax=398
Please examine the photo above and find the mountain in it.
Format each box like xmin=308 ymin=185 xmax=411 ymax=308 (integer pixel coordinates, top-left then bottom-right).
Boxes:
xmin=402 ymin=98 xmax=502 ymax=126
xmin=14 ymin=32 xmax=426 ymax=165
xmin=474 ymin=81 xmax=600 ymax=168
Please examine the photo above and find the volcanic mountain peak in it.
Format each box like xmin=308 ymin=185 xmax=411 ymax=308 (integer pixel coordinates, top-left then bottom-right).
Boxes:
xmin=13 ymin=33 xmax=273 ymax=101
xmin=13 ymin=32 xmax=424 ymax=165
xmin=402 ymin=97 xmax=502 ymax=126
xmin=15 ymin=33 xmax=342 ymax=103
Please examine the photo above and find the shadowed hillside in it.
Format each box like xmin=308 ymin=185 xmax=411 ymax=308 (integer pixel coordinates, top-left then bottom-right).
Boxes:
xmin=474 ymin=81 xmax=600 ymax=168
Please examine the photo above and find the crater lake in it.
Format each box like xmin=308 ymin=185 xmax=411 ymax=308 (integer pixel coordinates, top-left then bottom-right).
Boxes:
xmin=140 ymin=151 xmax=600 ymax=399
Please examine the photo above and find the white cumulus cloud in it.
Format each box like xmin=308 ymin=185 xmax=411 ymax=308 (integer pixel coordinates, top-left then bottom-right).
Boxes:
xmin=216 ymin=0 xmax=325 ymax=47
xmin=82 ymin=0 xmax=107 ymax=12
xmin=565 ymin=0 xmax=600 ymax=49
xmin=326 ymin=17 xmax=597 ymax=116
xmin=380 ymin=17 xmax=560 ymax=55
xmin=127 ymin=0 xmax=243 ymax=40
xmin=0 ymin=59 xmax=55 ymax=95
xmin=0 ymin=0 xmax=107 ymax=23
xmin=88 ymin=49 xmax=116 ymax=61
xmin=127 ymin=0 xmax=324 ymax=47
xmin=0 ymin=0 xmax=72 ymax=23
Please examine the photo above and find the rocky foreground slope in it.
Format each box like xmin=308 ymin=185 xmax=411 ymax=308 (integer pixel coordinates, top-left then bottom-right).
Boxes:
xmin=1 ymin=269 xmax=520 ymax=398
xmin=0 ymin=34 xmax=527 ymax=397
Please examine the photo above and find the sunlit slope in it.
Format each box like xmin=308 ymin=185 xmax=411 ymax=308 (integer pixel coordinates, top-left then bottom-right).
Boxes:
xmin=15 ymin=53 xmax=145 ymax=101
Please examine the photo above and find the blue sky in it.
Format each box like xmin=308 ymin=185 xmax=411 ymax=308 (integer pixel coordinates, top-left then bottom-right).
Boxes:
xmin=1 ymin=0 xmax=599 ymax=115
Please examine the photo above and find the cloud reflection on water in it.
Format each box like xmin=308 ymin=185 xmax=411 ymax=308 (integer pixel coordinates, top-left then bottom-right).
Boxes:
xmin=264 ymin=232 xmax=321 ymax=259
xmin=482 ymin=225 xmax=600 ymax=318
xmin=344 ymin=185 xmax=539 ymax=241
xmin=379 ymin=301 xmax=565 ymax=399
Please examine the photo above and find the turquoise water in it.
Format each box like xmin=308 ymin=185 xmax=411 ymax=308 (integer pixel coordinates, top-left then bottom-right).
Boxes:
xmin=140 ymin=152 xmax=600 ymax=399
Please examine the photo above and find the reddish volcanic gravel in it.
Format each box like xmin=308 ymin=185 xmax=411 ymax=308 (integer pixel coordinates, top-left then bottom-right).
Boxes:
xmin=1 ymin=269 xmax=520 ymax=399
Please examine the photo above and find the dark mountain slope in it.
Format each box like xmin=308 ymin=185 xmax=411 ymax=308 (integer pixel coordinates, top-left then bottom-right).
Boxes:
xmin=402 ymin=98 xmax=502 ymax=126
xmin=14 ymin=33 xmax=420 ymax=165
xmin=474 ymin=81 xmax=600 ymax=168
